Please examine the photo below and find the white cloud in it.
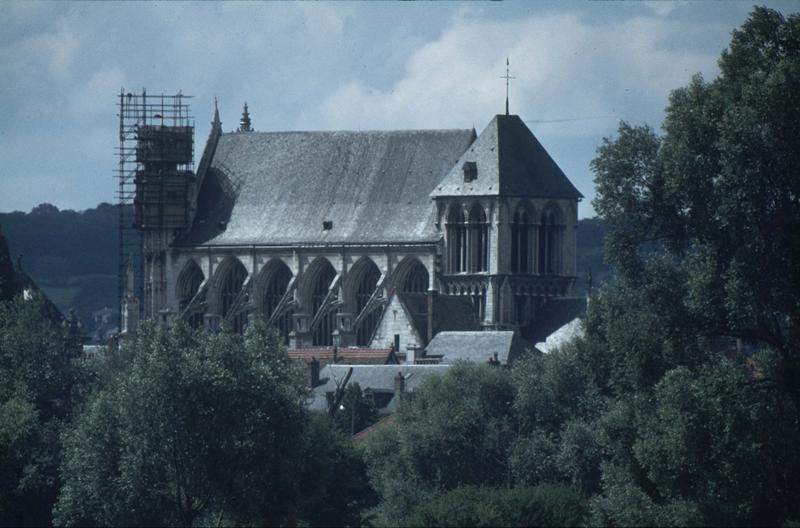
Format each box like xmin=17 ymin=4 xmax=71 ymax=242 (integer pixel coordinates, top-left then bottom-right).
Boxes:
xmin=311 ymin=11 xmax=721 ymax=137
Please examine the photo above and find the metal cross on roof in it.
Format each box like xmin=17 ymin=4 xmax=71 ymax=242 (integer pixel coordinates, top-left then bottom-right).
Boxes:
xmin=501 ymin=57 xmax=515 ymax=116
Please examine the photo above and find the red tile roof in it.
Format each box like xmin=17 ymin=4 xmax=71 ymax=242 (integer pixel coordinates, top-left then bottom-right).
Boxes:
xmin=287 ymin=347 xmax=397 ymax=366
xmin=353 ymin=414 xmax=397 ymax=443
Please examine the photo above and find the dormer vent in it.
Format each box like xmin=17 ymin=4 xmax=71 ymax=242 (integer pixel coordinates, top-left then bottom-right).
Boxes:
xmin=323 ymin=220 xmax=333 ymax=230
xmin=462 ymin=161 xmax=477 ymax=183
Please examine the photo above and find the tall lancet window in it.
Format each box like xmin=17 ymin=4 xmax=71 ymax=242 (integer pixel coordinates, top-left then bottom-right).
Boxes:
xmin=261 ymin=262 xmax=293 ymax=343
xmin=311 ymin=264 xmax=337 ymax=346
xmin=447 ymin=207 xmax=467 ymax=273
xmin=177 ymin=260 xmax=205 ymax=329
xmin=511 ymin=207 xmax=532 ymax=273
xmin=538 ymin=206 xmax=563 ymax=274
xmin=220 ymin=259 xmax=248 ymax=333
xmin=468 ymin=204 xmax=489 ymax=272
xmin=354 ymin=260 xmax=382 ymax=346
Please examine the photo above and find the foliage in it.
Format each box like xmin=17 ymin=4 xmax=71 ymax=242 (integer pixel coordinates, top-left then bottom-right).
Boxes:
xmin=54 ymin=321 xmax=313 ymax=526
xmin=0 ymin=294 xmax=90 ymax=526
xmin=405 ymin=484 xmax=588 ymax=528
xmin=332 ymin=382 xmax=379 ymax=436
xmin=592 ymin=6 xmax=800 ymax=376
xmin=362 ymin=363 xmax=517 ymax=525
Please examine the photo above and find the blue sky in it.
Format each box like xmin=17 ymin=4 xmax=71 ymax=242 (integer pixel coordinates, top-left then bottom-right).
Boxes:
xmin=1 ymin=1 xmax=796 ymax=217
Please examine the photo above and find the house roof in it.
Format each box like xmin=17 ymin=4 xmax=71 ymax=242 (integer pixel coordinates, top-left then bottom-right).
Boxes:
xmin=183 ymin=128 xmax=475 ymax=246
xmin=288 ymin=347 xmax=396 ymax=366
xmin=521 ymin=297 xmax=587 ymax=344
xmin=398 ymin=292 xmax=480 ymax=345
xmin=424 ymin=330 xmax=531 ymax=365
xmin=431 ymin=114 xmax=583 ymax=200
xmin=308 ymin=364 xmax=450 ymax=412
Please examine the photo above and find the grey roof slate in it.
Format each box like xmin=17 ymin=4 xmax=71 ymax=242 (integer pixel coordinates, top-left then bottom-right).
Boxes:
xmin=521 ymin=297 xmax=587 ymax=343
xmin=431 ymin=114 xmax=583 ymax=199
xmin=308 ymin=364 xmax=450 ymax=412
xmin=399 ymin=292 xmax=481 ymax=345
xmin=184 ymin=128 xmax=475 ymax=246
xmin=424 ymin=330 xmax=532 ymax=365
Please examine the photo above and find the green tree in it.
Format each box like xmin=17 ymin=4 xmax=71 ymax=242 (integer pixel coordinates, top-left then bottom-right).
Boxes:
xmin=332 ymin=382 xmax=379 ymax=436
xmin=362 ymin=363 xmax=516 ymax=525
xmin=406 ymin=484 xmax=588 ymax=528
xmin=0 ymin=225 xmax=17 ymax=302
xmin=54 ymin=321 xmax=310 ymax=527
xmin=586 ymin=7 xmax=800 ymax=525
xmin=591 ymin=6 xmax=800 ymax=395
xmin=0 ymin=294 xmax=89 ymax=526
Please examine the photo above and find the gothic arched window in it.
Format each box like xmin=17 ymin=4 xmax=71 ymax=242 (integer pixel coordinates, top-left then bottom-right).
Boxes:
xmin=468 ymin=204 xmax=489 ymax=272
xmin=261 ymin=261 xmax=293 ymax=343
xmin=311 ymin=263 xmax=337 ymax=346
xmin=177 ymin=260 xmax=205 ymax=329
xmin=220 ymin=258 xmax=248 ymax=333
xmin=447 ymin=207 xmax=467 ymax=273
xmin=353 ymin=259 xmax=382 ymax=346
xmin=538 ymin=206 xmax=563 ymax=274
xmin=402 ymin=259 xmax=429 ymax=293
xmin=511 ymin=206 xmax=532 ymax=273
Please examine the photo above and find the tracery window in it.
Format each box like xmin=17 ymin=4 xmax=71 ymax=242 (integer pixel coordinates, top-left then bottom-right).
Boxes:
xmin=354 ymin=260 xmax=382 ymax=346
xmin=312 ymin=263 xmax=337 ymax=346
xmin=177 ymin=260 xmax=205 ymax=329
xmin=261 ymin=262 xmax=293 ymax=343
xmin=511 ymin=206 xmax=532 ymax=273
xmin=447 ymin=207 xmax=467 ymax=272
xmin=402 ymin=260 xmax=429 ymax=293
xmin=538 ymin=206 xmax=563 ymax=275
xmin=468 ymin=204 xmax=489 ymax=272
xmin=220 ymin=259 xmax=248 ymax=333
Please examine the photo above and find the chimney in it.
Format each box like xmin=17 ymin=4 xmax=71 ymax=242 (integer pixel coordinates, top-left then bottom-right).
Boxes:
xmin=310 ymin=357 xmax=320 ymax=387
xmin=394 ymin=371 xmax=405 ymax=394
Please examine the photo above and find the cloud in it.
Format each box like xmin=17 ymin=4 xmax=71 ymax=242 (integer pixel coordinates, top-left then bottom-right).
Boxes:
xmin=311 ymin=11 xmax=722 ymax=137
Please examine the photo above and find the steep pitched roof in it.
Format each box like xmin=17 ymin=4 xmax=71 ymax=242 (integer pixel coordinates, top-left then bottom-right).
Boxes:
xmin=521 ymin=297 xmax=587 ymax=344
xmin=398 ymin=292 xmax=480 ymax=345
xmin=308 ymin=364 xmax=450 ymax=412
xmin=424 ymin=330 xmax=532 ymax=365
xmin=431 ymin=114 xmax=583 ymax=199
xmin=182 ymin=128 xmax=475 ymax=246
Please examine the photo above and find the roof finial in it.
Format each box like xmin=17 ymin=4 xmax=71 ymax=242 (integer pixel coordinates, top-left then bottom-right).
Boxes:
xmin=212 ymin=97 xmax=221 ymax=127
xmin=238 ymin=101 xmax=252 ymax=132
xmin=501 ymin=57 xmax=515 ymax=116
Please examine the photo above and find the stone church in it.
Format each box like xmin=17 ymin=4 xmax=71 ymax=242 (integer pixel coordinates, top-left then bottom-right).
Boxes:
xmin=126 ymin=101 xmax=582 ymax=353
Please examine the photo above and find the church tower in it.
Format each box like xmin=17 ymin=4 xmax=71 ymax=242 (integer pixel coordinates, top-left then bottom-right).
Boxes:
xmin=120 ymin=90 xmax=196 ymax=322
xmin=431 ymin=114 xmax=581 ymax=334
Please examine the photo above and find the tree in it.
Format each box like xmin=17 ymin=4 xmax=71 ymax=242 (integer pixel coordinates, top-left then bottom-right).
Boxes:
xmin=405 ymin=484 xmax=588 ymax=528
xmin=0 ymin=225 xmax=17 ymax=302
xmin=0 ymin=294 xmax=89 ymax=526
xmin=587 ymin=7 xmax=800 ymax=525
xmin=54 ymin=321 xmax=310 ymax=527
xmin=362 ymin=363 xmax=517 ymax=525
xmin=591 ymin=7 xmax=800 ymax=394
xmin=332 ymin=382 xmax=379 ymax=436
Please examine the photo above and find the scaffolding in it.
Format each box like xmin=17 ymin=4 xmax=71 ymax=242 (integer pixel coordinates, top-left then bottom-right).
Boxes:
xmin=116 ymin=89 xmax=194 ymax=328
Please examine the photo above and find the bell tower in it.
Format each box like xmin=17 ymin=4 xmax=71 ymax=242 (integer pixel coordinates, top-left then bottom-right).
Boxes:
xmin=117 ymin=89 xmax=195 ymax=325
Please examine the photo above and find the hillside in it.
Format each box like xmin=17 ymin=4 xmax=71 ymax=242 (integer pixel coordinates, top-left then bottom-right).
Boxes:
xmin=0 ymin=204 xmax=611 ymax=340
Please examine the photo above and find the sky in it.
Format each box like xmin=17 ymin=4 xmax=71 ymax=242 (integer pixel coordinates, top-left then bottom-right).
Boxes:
xmin=1 ymin=1 xmax=796 ymax=218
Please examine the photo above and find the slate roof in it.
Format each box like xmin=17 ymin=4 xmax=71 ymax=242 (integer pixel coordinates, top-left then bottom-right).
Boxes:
xmin=399 ymin=292 xmax=480 ymax=345
xmin=288 ymin=347 xmax=397 ymax=366
xmin=308 ymin=364 xmax=450 ymax=412
xmin=431 ymin=114 xmax=583 ymax=199
xmin=424 ymin=330 xmax=532 ymax=365
xmin=521 ymin=297 xmax=587 ymax=344
xmin=184 ymin=128 xmax=475 ymax=246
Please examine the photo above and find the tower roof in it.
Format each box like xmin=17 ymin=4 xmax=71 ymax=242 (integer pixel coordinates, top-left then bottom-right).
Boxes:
xmin=430 ymin=114 xmax=583 ymax=200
